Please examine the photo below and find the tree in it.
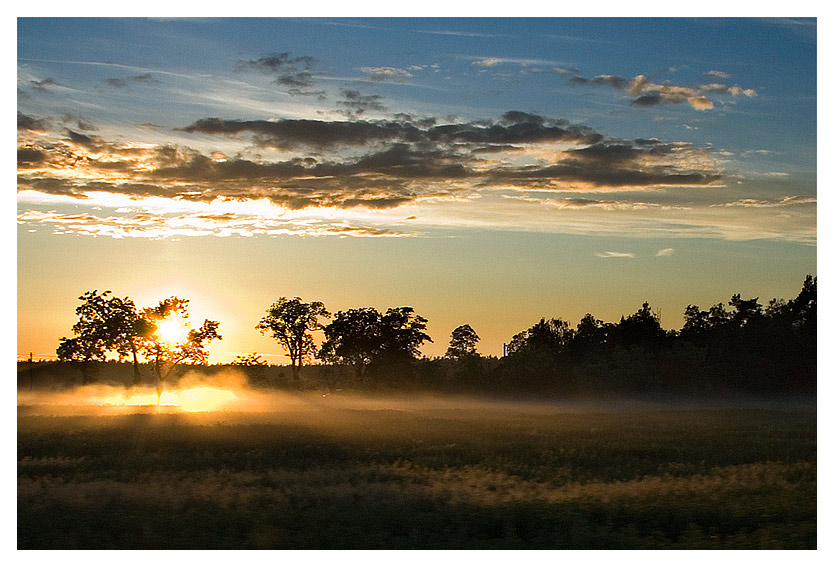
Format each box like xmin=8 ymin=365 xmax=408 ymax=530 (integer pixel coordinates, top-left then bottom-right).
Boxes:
xmin=729 ymin=294 xmax=763 ymax=328
xmin=378 ymin=307 xmax=433 ymax=363
xmin=319 ymin=308 xmax=382 ymax=381
xmin=506 ymin=318 xmax=574 ymax=357
xmin=57 ymin=290 xmax=144 ymax=384
xmin=256 ymin=297 xmax=330 ymax=384
xmin=231 ymin=353 xmax=267 ymax=366
xmin=106 ymin=295 xmax=148 ymax=385
xmin=572 ymin=313 xmax=609 ymax=360
xmin=446 ymin=324 xmax=480 ymax=359
xmin=614 ymin=302 xmax=666 ymax=349
xmin=138 ymin=297 xmax=222 ymax=401
xmin=319 ymin=307 xmax=432 ymax=382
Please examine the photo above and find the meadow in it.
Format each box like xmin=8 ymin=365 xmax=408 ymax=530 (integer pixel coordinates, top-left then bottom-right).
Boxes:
xmin=18 ymin=390 xmax=816 ymax=549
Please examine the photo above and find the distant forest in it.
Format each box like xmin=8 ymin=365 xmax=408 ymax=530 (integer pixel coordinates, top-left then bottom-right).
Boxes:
xmin=21 ymin=275 xmax=816 ymax=398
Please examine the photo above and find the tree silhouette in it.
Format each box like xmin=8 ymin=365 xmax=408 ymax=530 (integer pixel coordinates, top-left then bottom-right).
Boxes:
xmin=614 ymin=302 xmax=666 ymax=349
xmin=507 ymin=318 xmax=574 ymax=358
xmin=57 ymin=290 xmax=144 ymax=384
xmin=256 ymin=297 xmax=330 ymax=384
xmin=231 ymin=353 xmax=267 ymax=367
xmin=138 ymin=297 xmax=222 ymax=402
xmin=107 ymin=295 xmax=149 ymax=385
xmin=319 ymin=307 xmax=431 ymax=382
xmin=318 ymin=308 xmax=382 ymax=381
xmin=446 ymin=324 xmax=480 ymax=359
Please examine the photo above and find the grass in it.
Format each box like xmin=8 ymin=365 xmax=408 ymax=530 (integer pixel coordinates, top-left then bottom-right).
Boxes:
xmin=17 ymin=393 xmax=816 ymax=549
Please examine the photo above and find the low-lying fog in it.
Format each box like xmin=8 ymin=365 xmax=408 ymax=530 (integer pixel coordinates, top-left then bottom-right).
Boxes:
xmin=17 ymin=368 xmax=814 ymax=422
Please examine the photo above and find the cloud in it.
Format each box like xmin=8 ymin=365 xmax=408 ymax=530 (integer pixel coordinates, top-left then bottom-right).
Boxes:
xmin=18 ymin=112 xmax=48 ymax=131
xmin=19 ymin=110 xmax=724 ymax=214
xmin=591 ymin=75 xmax=628 ymax=89
xmin=236 ymin=52 xmax=318 ymax=90
xmin=337 ymin=89 xmax=387 ymax=116
xmin=712 ymin=196 xmax=816 ymax=208
xmin=594 ymin=251 xmax=636 ymax=258
xmin=18 ymin=147 xmax=46 ymax=166
xmin=103 ymin=73 xmax=160 ymax=88
xmin=687 ymin=96 xmax=714 ymax=111
xmin=468 ymin=56 xmax=563 ymax=68
xmin=704 ymin=70 xmax=731 ymax=79
xmin=554 ymin=67 xmax=580 ymax=75
xmin=359 ymin=66 xmax=413 ymax=81
xmin=632 ymin=93 xmax=662 ymax=107
xmin=418 ymin=29 xmax=506 ymax=38
xmin=17 ymin=209 xmax=417 ymax=239
xmin=571 ymin=71 xmax=757 ymax=111
xmin=505 ymin=195 xmax=689 ymax=211
xmin=473 ymin=58 xmax=504 ymax=68
xmin=655 ymin=248 xmax=675 ymax=256
xmin=179 ymin=111 xmax=605 ymax=151
xmin=28 ymin=77 xmax=59 ymax=92
xmin=700 ymin=83 xmax=757 ymax=97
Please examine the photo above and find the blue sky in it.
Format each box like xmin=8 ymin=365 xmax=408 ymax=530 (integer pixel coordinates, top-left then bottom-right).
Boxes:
xmin=16 ymin=17 xmax=817 ymax=361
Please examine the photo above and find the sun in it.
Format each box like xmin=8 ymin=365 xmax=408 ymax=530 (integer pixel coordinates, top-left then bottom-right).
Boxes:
xmin=157 ymin=317 xmax=188 ymax=344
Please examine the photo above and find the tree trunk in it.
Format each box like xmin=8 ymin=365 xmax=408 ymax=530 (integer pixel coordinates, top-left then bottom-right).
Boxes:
xmin=131 ymin=343 xmax=141 ymax=386
xmin=155 ymin=351 xmax=163 ymax=407
xmin=292 ymin=357 xmax=302 ymax=384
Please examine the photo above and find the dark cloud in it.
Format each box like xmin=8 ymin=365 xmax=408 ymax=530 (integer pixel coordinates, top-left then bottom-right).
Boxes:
xmin=66 ymin=130 xmax=106 ymax=152
xmin=22 ymin=110 xmax=723 ymax=211
xmin=181 ymin=117 xmax=423 ymax=150
xmin=181 ymin=112 xmax=603 ymax=150
xmin=487 ymin=159 xmax=720 ymax=189
xmin=61 ymin=114 xmax=98 ymax=131
xmin=568 ymin=143 xmax=640 ymax=163
xmin=591 ymin=75 xmax=628 ymax=89
xmin=236 ymin=52 xmax=318 ymax=90
xmin=337 ymin=89 xmax=387 ymax=116
xmin=18 ymin=148 xmax=46 ymax=166
xmin=18 ymin=112 xmax=48 ymax=131
xmin=29 ymin=78 xmax=59 ymax=92
xmin=287 ymin=88 xmax=327 ymax=99
xmin=632 ymin=93 xmax=662 ymax=107
xmin=103 ymin=73 xmax=159 ymax=88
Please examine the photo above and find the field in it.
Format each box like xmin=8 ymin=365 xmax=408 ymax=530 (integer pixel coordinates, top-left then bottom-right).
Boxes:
xmin=18 ymin=389 xmax=816 ymax=549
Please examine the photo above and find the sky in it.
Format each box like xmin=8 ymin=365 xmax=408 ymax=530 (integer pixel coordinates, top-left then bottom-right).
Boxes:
xmin=15 ymin=16 xmax=818 ymax=363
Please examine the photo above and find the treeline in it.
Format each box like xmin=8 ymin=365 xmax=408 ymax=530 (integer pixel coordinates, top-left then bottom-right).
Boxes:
xmin=463 ymin=274 xmax=816 ymax=397
xmin=41 ymin=276 xmax=816 ymax=398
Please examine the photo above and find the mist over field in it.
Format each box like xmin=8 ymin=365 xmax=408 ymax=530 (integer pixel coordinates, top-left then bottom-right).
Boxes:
xmin=18 ymin=376 xmax=816 ymax=549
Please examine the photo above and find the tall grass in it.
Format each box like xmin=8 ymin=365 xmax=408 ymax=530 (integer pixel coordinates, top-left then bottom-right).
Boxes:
xmin=18 ymin=396 xmax=816 ymax=549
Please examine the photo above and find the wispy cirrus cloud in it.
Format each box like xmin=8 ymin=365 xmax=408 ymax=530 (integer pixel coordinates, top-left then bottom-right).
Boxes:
xmin=17 ymin=208 xmax=417 ymax=239
xmin=417 ymin=29 xmax=508 ymax=38
xmin=712 ymin=196 xmax=816 ymax=208
xmin=469 ymin=56 xmax=566 ymax=68
xmin=595 ymin=251 xmax=636 ymax=258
